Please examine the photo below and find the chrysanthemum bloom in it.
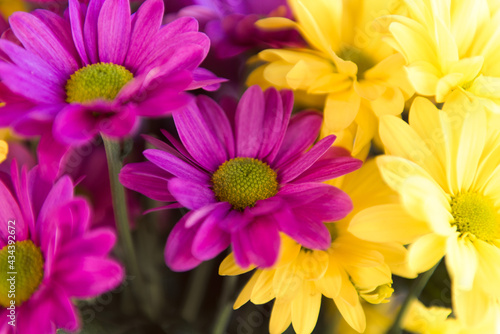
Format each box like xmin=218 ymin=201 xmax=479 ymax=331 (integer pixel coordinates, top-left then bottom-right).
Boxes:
xmin=0 ymin=162 xmax=124 ymax=333
xmin=0 ymin=0 xmax=222 ymax=144
xmin=247 ymin=0 xmax=414 ymax=157
xmin=383 ymin=0 xmax=500 ymax=109
xmin=350 ymin=91 xmax=500 ymax=327
xmin=120 ymin=86 xmax=362 ymax=270
xmin=219 ymin=159 xmax=412 ymax=334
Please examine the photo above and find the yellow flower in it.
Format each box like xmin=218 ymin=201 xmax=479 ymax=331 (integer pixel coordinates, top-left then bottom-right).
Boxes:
xmin=248 ymin=0 xmax=414 ymax=157
xmin=220 ymin=159 xmax=412 ymax=334
xmin=384 ymin=0 xmax=500 ymax=109
xmin=350 ymin=90 xmax=500 ymax=327
xmin=403 ymin=300 xmax=500 ymax=334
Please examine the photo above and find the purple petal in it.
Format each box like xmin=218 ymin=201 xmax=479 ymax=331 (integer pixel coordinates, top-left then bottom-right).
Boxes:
xmin=99 ymin=106 xmax=139 ymax=139
xmin=246 ymin=197 xmax=284 ymax=217
xmin=124 ymin=0 xmax=164 ymax=71
xmin=235 ymin=85 xmax=265 ymax=157
xmin=236 ymin=217 xmax=280 ymax=268
xmin=218 ymin=208 xmax=252 ymax=232
xmin=0 ymin=62 xmax=64 ymax=103
xmin=53 ymin=104 xmax=100 ymax=144
xmin=257 ymin=87 xmax=283 ymax=160
xmin=273 ymin=111 xmax=323 ymax=168
xmin=61 ymin=228 xmax=116 ymax=257
xmin=267 ymin=89 xmax=294 ymax=162
xmin=165 ymin=214 xmax=202 ymax=271
xmin=31 ymin=9 xmax=79 ymax=64
xmin=168 ymin=177 xmax=216 ymax=210
xmin=276 ymin=207 xmax=331 ymax=250
xmin=18 ymin=295 xmax=56 ymax=334
xmin=293 ymin=155 xmax=362 ymax=183
xmin=68 ymin=0 xmax=90 ymax=64
xmin=0 ymin=39 xmax=63 ymax=85
xmin=9 ymin=12 xmax=78 ymax=77
xmin=173 ymin=101 xmax=228 ymax=171
xmin=0 ymin=177 xmax=25 ymax=244
xmin=187 ymin=67 xmax=226 ymax=91
xmin=185 ymin=201 xmax=231 ymax=228
xmin=197 ymin=95 xmax=235 ymax=158
xmin=55 ymin=256 xmax=124 ymax=298
xmin=97 ymin=0 xmax=131 ymax=64
xmin=143 ymin=149 xmax=210 ymax=183
xmin=119 ymin=162 xmax=175 ymax=202
xmin=47 ymin=287 xmax=80 ymax=332
xmin=37 ymin=132 xmax=72 ymax=184
xmin=192 ymin=209 xmax=231 ymax=260
xmin=279 ymin=135 xmax=336 ymax=184
xmin=83 ymin=0 xmax=105 ymax=63
xmin=133 ymin=87 xmax=193 ymax=117
xmin=12 ymin=104 xmax=63 ymax=136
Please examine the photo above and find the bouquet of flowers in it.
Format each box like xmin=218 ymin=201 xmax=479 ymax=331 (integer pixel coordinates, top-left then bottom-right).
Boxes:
xmin=0 ymin=0 xmax=499 ymax=333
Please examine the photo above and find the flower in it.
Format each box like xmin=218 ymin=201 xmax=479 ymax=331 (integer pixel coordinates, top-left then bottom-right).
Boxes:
xmin=350 ymin=91 xmax=500 ymax=327
xmin=219 ymin=158 xmax=411 ymax=334
xmin=120 ymin=85 xmax=362 ymax=271
xmin=247 ymin=0 xmax=413 ymax=157
xmin=0 ymin=162 xmax=123 ymax=333
xmin=384 ymin=0 xmax=500 ymax=108
xmin=0 ymin=0 xmax=222 ymax=145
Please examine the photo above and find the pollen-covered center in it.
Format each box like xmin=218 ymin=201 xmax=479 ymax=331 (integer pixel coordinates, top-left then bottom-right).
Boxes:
xmin=0 ymin=240 xmax=44 ymax=307
xmin=212 ymin=157 xmax=278 ymax=211
xmin=65 ymin=63 xmax=133 ymax=104
xmin=450 ymin=192 xmax=500 ymax=241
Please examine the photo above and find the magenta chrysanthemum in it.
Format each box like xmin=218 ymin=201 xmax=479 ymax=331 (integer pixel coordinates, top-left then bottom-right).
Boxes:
xmin=120 ymin=86 xmax=362 ymax=271
xmin=0 ymin=162 xmax=123 ymax=334
xmin=0 ymin=0 xmax=223 ymax=144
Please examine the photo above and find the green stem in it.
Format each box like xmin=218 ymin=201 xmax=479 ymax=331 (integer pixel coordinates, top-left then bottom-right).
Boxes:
xmin=387 ymin=261 xmax=441 ymax=334
xmin=102 ymin=135 xmax=144 ymax=305
xmin=181 ymin=260 xmax=215 ymax=323
xmin=212 ymin=276 xmax=238 ymax=334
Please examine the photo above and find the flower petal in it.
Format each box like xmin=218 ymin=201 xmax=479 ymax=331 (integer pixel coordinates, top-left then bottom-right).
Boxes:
xmin=235 ymin=85 xmax=265 ymax=158
xmin=97 ymin=0 xmax=131 ymax=64
xmin=165 ymin=214 xmax=202 ymax=271
xmin=119 ymin=162 xmax=174 ymax=202
xmin=168 ymin=177 xmax=216 ymax=210
xmin=408 ymin=233 xmax=447 ymax=273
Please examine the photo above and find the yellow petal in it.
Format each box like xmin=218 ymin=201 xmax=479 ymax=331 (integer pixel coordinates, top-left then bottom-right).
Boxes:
xmin=291 ymin=281 xmax=322 ymax=334
xmin=294 ymin=250 xmax=329 ymax=281
xmin=379 ymin=114 xmax=445 ymax=185
xmin=219 ymin=253 xmax=255 ymax=276
xmin=270 ymin=299 xmax=292 ymax=334
xmin=436 ymin=73 xmax=463 ymax=102
xmin=349 ymin=204 xmax=431 ymax=244
xmin=273 ymin=263 xmax=302 ymax=302
xmin=474 ymin=239 xmax=500 ymax=296
xmin=0 ymin=140 xmax=8 ymax=163
xmin=334 ymin=277 xmax=366 ymax=333
xmin=445 ymin=236 xmax=478 ymax=291
xmin=406 ymin=61 xmax=441 ymax=96
xmin=234 ymin=271 xmax=261 ymax=309
xmin=408 ymin=233 xmax=447 ymax=273
xmin=256 ymin=17 xmax=298 ymax=31
xmin=399 ymin=176 xmax=454 ymax=236
xmin=314 ymin=260 xmax=341 ymax=299
xmin=453 ymin=284 xmax=492 ymax=328
xmin=251 ymin=270 xmax=276 ymax=304
xmin=353 ymin=80 xmax=386 ymax=101
xmin=323 ymin=89 xmax=360 ymax=133
xmin=389 ymin=20 xmax=438 ymax=64
xmin=370 ymin=87 xmax=405 ymax=117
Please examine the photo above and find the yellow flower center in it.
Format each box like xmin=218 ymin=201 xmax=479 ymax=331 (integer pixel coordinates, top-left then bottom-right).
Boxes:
xmin=212 ymin=157 xmax=278 ymax=211
xmin=338 ymin=46 xmax=375 ymax=79
xmin=450 ymin=192 xmax=500 ymax=241
xmin=65 ymin=63 xmax=133 ymax=104
xmin=0 ymin=240 xmax=44 ymax=307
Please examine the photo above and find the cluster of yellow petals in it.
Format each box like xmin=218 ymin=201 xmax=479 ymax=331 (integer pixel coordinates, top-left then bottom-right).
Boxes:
xmin=248 ymin=0 xmax=414 ymax=158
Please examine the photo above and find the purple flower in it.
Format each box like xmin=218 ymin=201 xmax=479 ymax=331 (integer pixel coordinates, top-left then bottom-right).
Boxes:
xmin=0 ymin=162 xmax=123 ymax=333
xmin=177 ymin=0 xmax=304 ymax=58
xmin=0 ymin=0 xmax=223 ymax=145
xmin=120 ymin=86 xmax=362 ymax=271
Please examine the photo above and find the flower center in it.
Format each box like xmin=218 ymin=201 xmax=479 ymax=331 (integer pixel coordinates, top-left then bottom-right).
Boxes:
xmin=65 ymin=63 xmax=133 ymax=104
xmin=450 ymin=192 xmax=500 ymax=241
xmin=212 ymin=157 xmax=278 ymax=211
xmin=0 ymin=240 xmax=44 ymax=307
xmin=338 ymin=46 xmax=375 ymax=79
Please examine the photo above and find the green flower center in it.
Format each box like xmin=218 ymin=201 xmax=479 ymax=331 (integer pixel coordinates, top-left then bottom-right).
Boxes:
xmin=450 ymin=192 xmax=500 ymax=241
xmin=212 ymin=157 xmax=278 ymax=211
xmin=0 ymin=240 xmax=44 ymax=307
xmin=65 ymin=63 xmax=133 ymax=104
xmin=338 ymin=46 xmax=375 ymax=79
